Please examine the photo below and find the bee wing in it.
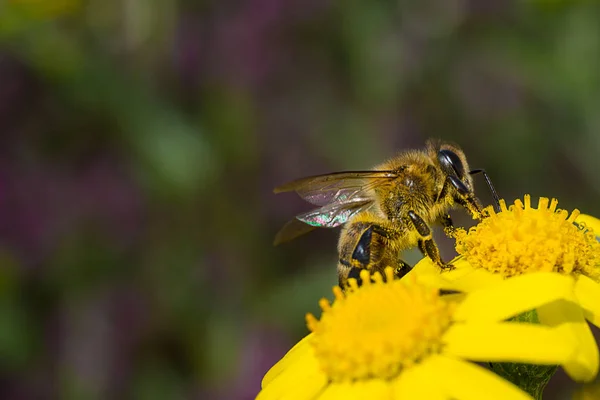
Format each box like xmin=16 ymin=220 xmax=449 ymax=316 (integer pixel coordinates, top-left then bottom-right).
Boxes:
xmin=274 ymin=171 xmax=397 ymax=206
xmin=274 ymin=198 xmax=373 ymax=245
xmin=273 ymin=219 xmax=318 ymax=246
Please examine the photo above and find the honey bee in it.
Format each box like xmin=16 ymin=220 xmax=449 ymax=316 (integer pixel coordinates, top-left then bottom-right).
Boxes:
xmin=274 ymin=139 xmax=500 ymax=288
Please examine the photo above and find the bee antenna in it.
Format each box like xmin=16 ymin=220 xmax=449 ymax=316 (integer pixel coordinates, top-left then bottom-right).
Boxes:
xmin=469 ymin=169 xmax=501 ymax=212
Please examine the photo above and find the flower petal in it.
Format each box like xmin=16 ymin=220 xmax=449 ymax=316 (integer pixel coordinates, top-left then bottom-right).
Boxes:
xmin=439 ymin=258 xmax=503 ymax=291
xmin=258 ymin=339 xmax=328 ymax=399
xmin=262 ymin=334 xmax=314 ymax=387
xmin=392 ymin=359 xmax=446 ymax=400
xmin=444 ymin=322 xmax=575 ymax=364
xmin=575 ymin=214 xmax=600 ymax=238
xmin=409 ymin=257 xmax=498 ymax=292
xmin=574 ymin=274 xmax=600 ymax=328
xmin=319 ymin=380 xmax=391 ymax=400
xmin=454 ymin=272 xmax=576 ymax=322
xmin=256 ymin=366 xmax=327 ymax=400
xmin=427 ymin=355 xmax=533 ymax=400
xmin=350 ymin=380 xmax=391 ymax=400
xmin=537 ymin=300 xmax=599 ymax=382
xmin=405 ymin=258 xmax=448 ymax=287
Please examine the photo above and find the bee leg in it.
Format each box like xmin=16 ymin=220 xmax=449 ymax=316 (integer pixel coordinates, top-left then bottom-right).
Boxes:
xmin=439 ymin=213 xmax=455 ymax=237
xmin=339 ymin=222 xmax=404 ymax=288
xmin=348 ymin=224 xmax=400 ymax=282
xmin=418 ymin=238 xmax=447 ymax=269
xmin=435 ymin=177 xmax=451 ymax=202
xmin=447 ymin=176 xmax=484 ymax=219
xmin=394 ymin=260 xmax=412 ymax=279
xmin=408 ymin=210 xmax=446 ymax=268
xmin=457 ymin=194 xmax=485 ymax=220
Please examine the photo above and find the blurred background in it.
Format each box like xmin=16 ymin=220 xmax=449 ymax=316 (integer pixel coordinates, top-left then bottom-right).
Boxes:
xmin=1 ymin=0 xmax=600 ymax=399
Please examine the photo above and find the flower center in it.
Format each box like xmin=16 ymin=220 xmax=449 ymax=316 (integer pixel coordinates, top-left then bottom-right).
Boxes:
xmin=454 ymin=195 xmax=600 ymax=279
xmin=306 ymin=268 xmax=454 ymax=382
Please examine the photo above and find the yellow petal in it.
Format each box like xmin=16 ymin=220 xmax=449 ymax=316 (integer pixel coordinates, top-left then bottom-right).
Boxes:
xmin=350 ymin=380 xmax=391 ymax=400
xmin=575 ymin=214 xmax=600 ymax=238
xmin=258 ymin=339 xmax=328 ymax=399
xmin=405 ymin=258 xmax=447 ymax=287
xmin=574 ymin=274 xmax=600 ymax=328
xmin=444 ymin=322 xmax=575 ymax=364
xmin=256 ymin=367 xmax=327 ymax=400
xmin=538 ymin=300 xmax=599 ymax=382
xmin=409 ymin=257 xmax=491 ymax=292
xmin=427 ymin=355 xmax=534 ymax=400
xmin=318 ymin=380 xmax=391 ymax=400
xmin=454 ymin=272 xmax=576 ymax=322
xmin=439 ymin=258 xmax=503 ymax=291
xmin=392 ymin=360 xmax=446 ymax=400
xmin=410 ymin=257 xmax=440 ymax=275
xmin=262 ymin=334 xmax=314 ymax=387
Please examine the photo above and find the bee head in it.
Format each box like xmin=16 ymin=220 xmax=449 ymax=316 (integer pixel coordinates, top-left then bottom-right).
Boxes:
xmin=427 ymin=140 xmax=474 ymax=190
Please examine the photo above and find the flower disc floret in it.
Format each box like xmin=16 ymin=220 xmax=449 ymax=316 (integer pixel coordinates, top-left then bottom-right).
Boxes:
xmin=454 ymin=195 xmax=600 ymax=279
xmin=306 ymin=268 xmax=454 ymax=381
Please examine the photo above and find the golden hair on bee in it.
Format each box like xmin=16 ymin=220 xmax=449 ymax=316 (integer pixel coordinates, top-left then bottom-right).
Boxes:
xmin=274 ymin=139 xmax=500 ymax=289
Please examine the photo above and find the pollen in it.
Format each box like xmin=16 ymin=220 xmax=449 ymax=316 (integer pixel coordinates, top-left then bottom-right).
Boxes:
xmin=305 ymin=268 xmax=454 ymax=382
xmin=454 ymin=195 xmax=600 ymax=279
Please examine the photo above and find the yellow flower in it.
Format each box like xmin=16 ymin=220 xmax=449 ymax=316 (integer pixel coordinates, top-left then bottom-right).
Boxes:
xmin=411 ymin=195 xmax=600 ymax=382
xmin=257 ymin=268 xmax=582 ymax=400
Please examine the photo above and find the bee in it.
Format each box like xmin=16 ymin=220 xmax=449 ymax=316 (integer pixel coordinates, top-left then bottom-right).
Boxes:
xmin=274 ymin=139 xmax=500 ymax=288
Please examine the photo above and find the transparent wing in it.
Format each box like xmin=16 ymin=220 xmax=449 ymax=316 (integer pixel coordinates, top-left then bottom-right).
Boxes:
xmin=274 ymin=171 xmax=396 ymax=206
xmin=296 ymin=197 xmax=373 ymax=228
xmin=273 ymin=198 xmax=373 ymax=245
xmin=273 ymin=219 xmax=318 ymax=246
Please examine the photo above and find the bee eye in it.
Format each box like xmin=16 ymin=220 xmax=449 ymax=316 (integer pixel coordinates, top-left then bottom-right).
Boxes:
xmin=438 ymin=149 xmax=466 ymax=179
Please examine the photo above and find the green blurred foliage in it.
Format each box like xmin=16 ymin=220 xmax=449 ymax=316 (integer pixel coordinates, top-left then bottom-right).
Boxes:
xmin=0 ymin=1 xmax=599 ymax=399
